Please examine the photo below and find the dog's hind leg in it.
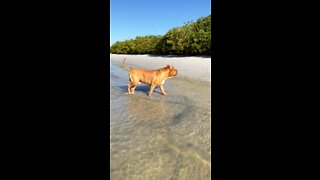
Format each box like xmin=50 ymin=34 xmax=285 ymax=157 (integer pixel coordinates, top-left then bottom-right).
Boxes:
xmin=127 ymin=83 xmax=132 ymax=94
xmin=126 ymin=74 xmax=134 ymax=94
xmin=127 ymin=82 xmax=137 ymax=94
xmin=131 ymin=84 xmax=137 ymax=94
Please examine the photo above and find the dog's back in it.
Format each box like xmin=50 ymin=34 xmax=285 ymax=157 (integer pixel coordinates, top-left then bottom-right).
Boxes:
xmin=129 ymin=68 xmax=157 ymax=85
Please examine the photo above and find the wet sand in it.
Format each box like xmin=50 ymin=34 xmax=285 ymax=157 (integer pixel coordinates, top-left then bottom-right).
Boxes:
xmin=110 ymin=54 xmax=211 ymax=179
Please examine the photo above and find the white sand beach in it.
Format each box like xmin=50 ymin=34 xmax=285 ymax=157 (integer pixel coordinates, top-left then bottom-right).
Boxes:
xmin=110 ymin=54 xmax=211 ymax=83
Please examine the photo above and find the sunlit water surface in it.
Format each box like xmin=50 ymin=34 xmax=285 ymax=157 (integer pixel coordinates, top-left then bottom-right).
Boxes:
xmin=110 ymin=62 xmax=211 ymax=180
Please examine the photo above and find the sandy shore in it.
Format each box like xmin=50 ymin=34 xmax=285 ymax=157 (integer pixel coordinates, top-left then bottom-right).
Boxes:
xmin=110 ymin=54 xmax=211 ymax=83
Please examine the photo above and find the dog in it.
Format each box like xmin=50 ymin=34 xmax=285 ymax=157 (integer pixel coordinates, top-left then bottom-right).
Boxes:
xmin=122 ymin=58 xmax=178 ymax=96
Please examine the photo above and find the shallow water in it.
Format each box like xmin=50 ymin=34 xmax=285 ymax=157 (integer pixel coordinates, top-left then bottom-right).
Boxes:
xmin=110 ymin=62 xmax=211 ymax=180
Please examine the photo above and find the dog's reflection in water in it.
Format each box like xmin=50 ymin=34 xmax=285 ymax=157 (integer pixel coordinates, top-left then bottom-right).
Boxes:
xmin=124 ymin=95 xmax=172 ymax=125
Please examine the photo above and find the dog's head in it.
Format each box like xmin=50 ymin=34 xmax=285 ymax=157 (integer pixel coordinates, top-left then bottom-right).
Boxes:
xmin=165 ymin=65 xmax=178 ymax=77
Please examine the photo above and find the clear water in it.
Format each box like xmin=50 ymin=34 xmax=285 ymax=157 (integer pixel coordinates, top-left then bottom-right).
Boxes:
xmin=110 ymin=62 xmax=211 ymax=180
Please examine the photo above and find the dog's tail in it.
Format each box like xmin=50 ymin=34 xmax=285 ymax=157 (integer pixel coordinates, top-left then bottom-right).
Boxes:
xmin=121 ymin=57 xmax=132 ymax=71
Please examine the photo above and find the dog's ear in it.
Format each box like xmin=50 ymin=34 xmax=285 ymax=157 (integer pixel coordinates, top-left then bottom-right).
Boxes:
xmin=166 ymin=65 xmax=172 ymax=68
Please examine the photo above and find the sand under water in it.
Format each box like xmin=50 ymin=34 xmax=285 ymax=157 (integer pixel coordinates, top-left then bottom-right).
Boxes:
xmin=110 ymin=55 xmax=211 ymax=179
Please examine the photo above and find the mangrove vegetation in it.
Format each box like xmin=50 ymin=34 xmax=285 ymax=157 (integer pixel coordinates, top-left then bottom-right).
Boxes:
xmin=110 ymin=14 xmax=211 ymax=56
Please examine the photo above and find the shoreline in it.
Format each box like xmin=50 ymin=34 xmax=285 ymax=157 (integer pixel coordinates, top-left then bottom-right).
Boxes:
xmin=110 ymin=54 xmax=211 ymax=83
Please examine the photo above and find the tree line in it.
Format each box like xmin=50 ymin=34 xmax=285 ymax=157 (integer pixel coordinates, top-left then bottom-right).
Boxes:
xmin=110 ymin=14 xmax=211 ymax=56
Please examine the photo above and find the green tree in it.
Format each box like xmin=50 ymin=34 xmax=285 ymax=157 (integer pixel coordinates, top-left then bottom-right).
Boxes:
xmin=110 ymin=14 xmax=211 ymax=56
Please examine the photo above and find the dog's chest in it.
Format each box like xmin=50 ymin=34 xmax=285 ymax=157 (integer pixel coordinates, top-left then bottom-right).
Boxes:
xmin=161 ymin=79 xmax=166 ymax=85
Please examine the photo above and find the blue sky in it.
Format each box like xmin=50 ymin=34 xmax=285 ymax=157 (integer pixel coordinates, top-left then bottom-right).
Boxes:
xmin=110 ymin=0 xmax=211 ymax=45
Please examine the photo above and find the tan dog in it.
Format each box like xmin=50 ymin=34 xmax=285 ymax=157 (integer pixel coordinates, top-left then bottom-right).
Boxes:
xmin=122 ymin=58 xmax=178 ymax=96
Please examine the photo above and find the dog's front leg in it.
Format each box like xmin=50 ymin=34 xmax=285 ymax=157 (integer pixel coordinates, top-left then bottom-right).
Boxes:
xmin=148 ymin=84 xmax=157 ymax=96
xmin=159 ymin=84 xmax=167 ymax=96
